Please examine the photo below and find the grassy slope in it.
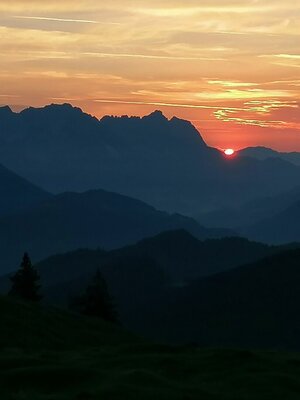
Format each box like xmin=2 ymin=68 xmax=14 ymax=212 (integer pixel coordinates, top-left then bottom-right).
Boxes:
xmin=0 ymin=295 xmax=136 ymax=350
xmin=0 ymin=296 xmax=300 ymax=400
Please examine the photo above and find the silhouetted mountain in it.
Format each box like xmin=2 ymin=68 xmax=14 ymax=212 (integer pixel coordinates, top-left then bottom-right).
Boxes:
xmin=0 ymin=162 xmax=50 ymax=217
xmin=0 ymin=189 xmax=230 ymax=274
xmin=33 ymin=230 xmax=280 ymax=285
xmin=0 ymin=105 xmax=14 ymax=119
xmin=0 ymin=230 xmax=293 ymax=328
xmin=198 ymin=185 xmax=300 ymax=229
xmin=107 ymin=231 xmax=282 ymax=283
xmin=148 ymin=248 xmax=300 ymax=350
xmin=244 ymin=200 xmax=300 ymax=244
xmin=0 ymin=104 xmax=300 ymax=215
xmin=238 ymin=146 xmax=300 ymax=166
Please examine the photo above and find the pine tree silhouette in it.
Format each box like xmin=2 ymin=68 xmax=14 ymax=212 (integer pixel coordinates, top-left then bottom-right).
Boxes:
xmin=9 ymin=252 xmax=42 ymax=302
xmin=72 ymin=270 xmax=117 ymax=323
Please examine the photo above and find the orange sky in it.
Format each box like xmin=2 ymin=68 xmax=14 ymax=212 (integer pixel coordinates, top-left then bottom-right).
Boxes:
xmin=0 ymin=0 xmax=299 ymax=151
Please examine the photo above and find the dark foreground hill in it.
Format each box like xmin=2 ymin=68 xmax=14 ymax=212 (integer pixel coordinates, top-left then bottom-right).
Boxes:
xmin=1 ymin=230 xmax=296 ymax=346
xmin=1 ymin=295 xmax=300 ymax=400
xmin=147 ymin=248 xmax=300 ymax=350
xmin=0 ymin=295 xmax=133 ymax=350
xmin=0 ymin=190 xmax=230 ymax=274
xmin=0 ymin=163 xmax=50 ymax=217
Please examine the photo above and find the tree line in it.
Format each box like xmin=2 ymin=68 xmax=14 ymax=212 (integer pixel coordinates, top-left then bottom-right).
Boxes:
xmin=8 ymin=252 xmax=118 ymax=323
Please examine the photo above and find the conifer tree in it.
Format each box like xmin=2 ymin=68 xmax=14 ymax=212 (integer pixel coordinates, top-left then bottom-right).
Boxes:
xmin=9 ymin=252 xmax=42 ymax=302
xmin=72 ymin=270 xmax=117 ymax=323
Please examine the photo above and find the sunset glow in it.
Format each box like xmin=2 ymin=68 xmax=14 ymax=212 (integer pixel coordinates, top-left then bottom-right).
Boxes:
xmin=0 ymin=1 xmax=299 ymax=150
xmin=224 ymin=149 xmax=235 ymax=156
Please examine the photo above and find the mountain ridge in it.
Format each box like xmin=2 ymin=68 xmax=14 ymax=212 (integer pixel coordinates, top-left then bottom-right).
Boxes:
xmin=0 ymin=103 xmax=299 ymax=216
xmin=238 ymin=146 xmax=300 ymax=166
xmin=0 ymin=188 xmax=232 ymax=274
xmin=0 ymin=162 xmax=51 ymax=217
xmin=244 ymin=200 xmax=300 ymax=244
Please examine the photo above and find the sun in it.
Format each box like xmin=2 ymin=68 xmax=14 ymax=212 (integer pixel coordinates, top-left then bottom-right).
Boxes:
xmin=224 ymin=148 xmax=235 ymax=156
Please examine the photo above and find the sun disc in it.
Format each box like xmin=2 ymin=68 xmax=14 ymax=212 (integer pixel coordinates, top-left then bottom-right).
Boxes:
xmin=224 ymin=148 xmax=235 ymax=156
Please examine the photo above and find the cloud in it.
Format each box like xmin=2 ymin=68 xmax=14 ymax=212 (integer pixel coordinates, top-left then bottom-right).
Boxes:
xmin=274 ymin=54 xmax=300 ymax=60
xmin=214 ymin=100 xmax=300 ymax=130
xmin=260 ymin=54 xmax=300 ymax=60
xmin=13 ymin=15 xmax=118 ymax=25
xmin=207 ymin=80 xmax=258 ymax=87
xmin=195 ymin=89 xmax=294 ymax=101
xmin=93 ymin=99 xmax=224 ymax=110
xmin=0 ymin=0 xmax=299 ymax=150
xmin=82 ymin=52 xmax=224 ymax=61
xmin=0 ymin=94 xmax=20 ymax=97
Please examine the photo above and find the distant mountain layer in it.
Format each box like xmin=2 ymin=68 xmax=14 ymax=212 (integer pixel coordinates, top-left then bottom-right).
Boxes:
xmin=33 ymin=230 xmax=283 ymax=288
xmin=197 ymin=185 xmax=300 ymax=229
xmin=244 ymin=200 xmax=300 ymax=244
xmin=238 ymin=146 xmax=300 ymax=166
xmin=0 ymin=104 xmax=299 ymax=215
xmin=0 ymin=189 xmax=231 ymax=274
xmin=0 ymin=162 xmax=50 ymax=217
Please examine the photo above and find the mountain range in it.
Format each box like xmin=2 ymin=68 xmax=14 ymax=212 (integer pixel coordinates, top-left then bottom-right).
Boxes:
xmin=0 ymin=101 xmax=300 ymax=351
xmin=238 ymin=146 xmax=300 ymax=166
xmin=0 ymin=189 xmax=231 ymax=274
xmin=1 ymin=104 xmax=300 ymax=216
xmin=1 ymin=103 xmax=300 ymax=248
xmin=35 ymin=229 xmax=285 ymax=287
xmin=244 ymin=200 xmax=300 ymax=244
xmin=0 ymin=162 xmax=50 ymax=217
xmin=197 ymin=185 xmax=300 ymax=229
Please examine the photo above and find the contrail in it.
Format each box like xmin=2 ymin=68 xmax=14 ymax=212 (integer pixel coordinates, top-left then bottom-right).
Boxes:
xmin=0 ymin=94 xmax=20 ymax=97
xmin=13 ymin=15 xmax=120 ymax=25
xmin=83 ymin=52 xmax=224 ymax=61
xmin=94 ymin=99 xmax=242 ymax=111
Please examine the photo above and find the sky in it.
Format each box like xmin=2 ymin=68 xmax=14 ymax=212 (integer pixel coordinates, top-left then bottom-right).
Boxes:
xmin=0 ymin=0 xmax=299 ymax=151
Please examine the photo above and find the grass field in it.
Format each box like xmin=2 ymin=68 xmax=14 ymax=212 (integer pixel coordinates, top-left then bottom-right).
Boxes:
xmin=1 ymin=296 xmax=300 ymax=399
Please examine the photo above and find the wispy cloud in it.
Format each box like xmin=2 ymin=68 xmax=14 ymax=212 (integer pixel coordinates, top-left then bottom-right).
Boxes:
xmin=274 ymin=54 xmax=300 ymax=60
xmin=0 ymin=94 xmax=20 ymax=97
xmin=214 ymin=100 xmax=300 ymax=130
xmin=93 ymin=99 xmax=240 ymax=111
xmin=13 ymin=15 xmax=120 ymax=25
xmin=195 ymin=89 xmax=293 ymax=101
xmin=83 ymin=52 xmax=224 ymax=61
xmin=207 ymin=80 xmax=258 ymax=88
xmin=260 ymin=54 xmax=300 ymax=60
xmin=94 ymin=99 xmax=216 ymax=109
